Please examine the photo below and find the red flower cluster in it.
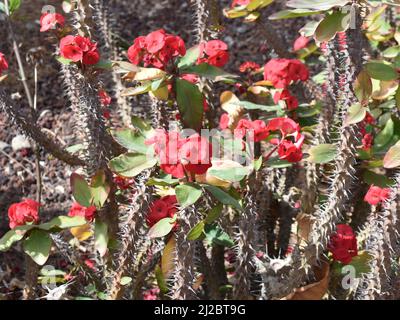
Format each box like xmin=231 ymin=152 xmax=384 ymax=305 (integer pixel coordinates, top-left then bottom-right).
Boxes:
xmin=143 ymin=288 xmax=160 ymax=300
xmin=40 ymin=12 xmax=65 ymax=32
xmin=98 ymin=90 xmax=111 ymax=106
xmin=198 ymin=40 xmax=229 ymax=68
xmin=60 ymin=35 xmax=100 ymax=65
xmin=264 ymin=59 xmax=309 ymax=89
xmin=239 ymin=61 xmax=260 ymax=73
xmin=146 ymin=130 xmax=212 ymax=178
xmin=264 ymin=59 xmax=308 ymax=111
xmin=0 ymin=52 xmax=8 ymax=76
xmin=235 ymin=119 xmax=269 ymax=142
xmin=147 ymin=195 xmax=178 ymax=227
xmin=273 ymin=89 xmax=299 ymax=111
xmin=127 ymin=29 xmax=186 ymax=69
xmin=114 ymin=176 xmax=135 ymax=190
xmin=293 ymin=36 xmax=310 ymax=51
xmin=267 ymin=117 xmax=304 ymax=162
xmin=68 ymin=202 xmax=96 ymax=222
xmin=8 ymin=199 xmax=40 ymax=229
xmin=362 ymin=133 xmax=373 ymax=150
xmin=328 ymin=224 xmax=358 ymax=264
xmin=231 ymin=0 xmax=250 ymax=7
xmin=364 ymin=185 xmax=390 ymax=206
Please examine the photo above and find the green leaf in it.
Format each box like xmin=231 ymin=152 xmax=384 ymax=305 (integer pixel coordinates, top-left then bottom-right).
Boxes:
xmin=287 ymin=0 xmax=349 ymax=11
xmin=151 ymin=78 xmax=164 ymax=91
xmin=246 ymin=0 xmax=274 ymax=10
xmin=180 ymin=64 xmax=238 ymax=82
xmin=363 ymin=170 xmax=394 ymax=188
xmin=56 ymin=56 xmax=73 ymax=65
xmin=269 ymin=8 xmax=322 ymax=20
xmin=94 ymin=220 xmax=108 ymax=257
xmin=374 ymin=118 xmax=394 ymax=150
xmin=383 ymin=140 xmax=400 ymax=168
xmin=120 ymin=276 xmax=132 ymax=286
xmin=38 ymin=216 xmax=86 ymax=231
xmin=155 ymin=265 xmax=169 ymax=294
xmin=23 ymin=230 xmax=52 ymax=266
xmin=234 ymin=100 xmax=281 ymax=112
xmin=0 ymin=228 xmax=27 ymax=251
xmin=147 ymin=174 xmax=180 ymax=187
xmin=354 ymin=70 xmax=373 ymax=104
xmin=299 ymin=21 xmax=320 ymax=37
xmin=383 ymin=46 xmax=400 ymax=59
xmin=178 ymin=45 xmax=200 ymax=69
xmin=112 ymin=129 xmax=148 ymax=153
xmin=204 ymin=224 xmax=234 ymax=247
xmin=307 ymin=143 xmax=337 ymax=164
xmin=94 ymin=60 xmax=113 ymax=69
xmin=70 ymin=173 xmax=92 ymax=207
xmin=175 ymin=183 xmax=203 ymax=208
xmin=204 ymin=203 xmax=223 ymax=224
xmin=265 ymin=157 xmax=292 ymax=168
xmin=8 ymin=0 xmax=21 ymax=14
xmin=121 ymin=83 xmax=151 ymax=97
xmin=253 ymin=156 xmax=263 ymax=171
xmin=131 ymin=116 xmax=154 ymax=138
xmin=108 ymin=152 xmax=157 ymax=177
xmin=148 ymin=217 xmax=175 ymax=238
xmin=204 ymin=185 xmax=242 ymax=211
xmin=187 ymin=220 xmax=205 ymax=240
xmin=314 ymin=11 xmax=349 ymax=42
xmin=207 ymin=165 xmax=252 ymax=182
xmin=175 ymin=78 xmax=204 ymax=130
xmin=365 ymin=62 xmax=399 ymax=81
xmin=90 ymin=170 xmax=110 ymax=209
xmin=344 ymin=103 xmax=367 ymax=126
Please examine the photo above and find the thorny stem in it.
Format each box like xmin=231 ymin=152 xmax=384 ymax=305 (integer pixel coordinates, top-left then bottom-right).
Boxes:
xmin=5 ymin=0 xmax=40 ymax=299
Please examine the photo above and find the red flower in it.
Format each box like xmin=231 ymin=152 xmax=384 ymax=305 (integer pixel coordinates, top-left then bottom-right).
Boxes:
xmin=273 ymin=89 xmax=299 ymax=110
xmin=145 ymin=130 xmax=187 ymax=178
xmin=328 ymin=224 xmax=358 ymax=264
xmin=59 ymin=35 xmax=100 ymax=65
xmin=277 ymin=135 xmax=304 ymax=163
xmin=364 ymin=185 xmax=391 ymax=206
xmin=205 ymin=40 xmax=228 ymax=56
xmin=128 ymin=30 xmax=186 ymax=69
xmin=239 ymin=61 xmax=260 ymax=73
xmin=264 ymin=58 xmax=309 ymax=89
xmin=198 ymin=40 xmax=229 ymax=68
xmin=98 ymin=90 xmax=112 ymax=106
xmin=114 ymin=176 xmax=135 ymax=190
xmin=266 ymin=117 xmax=300 ymax=136
xmin=84 ymin=259 xmax=96 ymax=270
xmin=68 ymin=202 xmax=96 ymax=222
xmin=293 ymin=36 xmax=310 ymax=51
xmin=180 ymin=134 xmax=212 ymax=175
xmin=0 ymin=52 xmax=8 ymax=75
xmin=60 ymin=35 xmax=83 ymax=62
xmin=364 ymin=112 xmax=375 ymax=124
xmin=362 ymin=133 xmax=373 ymax=150
xmin=235 ymin=119 xmax=269 ymax=142
xmin=145 ymin=29 xmax=166 ymax=53
xmin=143 ymin=288 xmax=160 ymax=300
xmin=219 ymin=113 xmax=230 ymax=129
xmin=8 ymin=199 xmax=40 ymax=229
xmin=147 ymin=195 xmax=178 ymax=227
xmin=231 ymin=0 xmax=250 ymax=7
xmin=40 ymin=12 xmax=65 ymax=32
xmin=207 ymin=50 xmax=230 ymax=67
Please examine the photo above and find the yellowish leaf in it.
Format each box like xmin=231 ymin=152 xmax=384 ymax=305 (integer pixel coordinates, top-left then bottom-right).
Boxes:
xmin=70 ymin=223 xmax=93 ymax=242
xmin=161 ymin=236 xmax=176 ymax=279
